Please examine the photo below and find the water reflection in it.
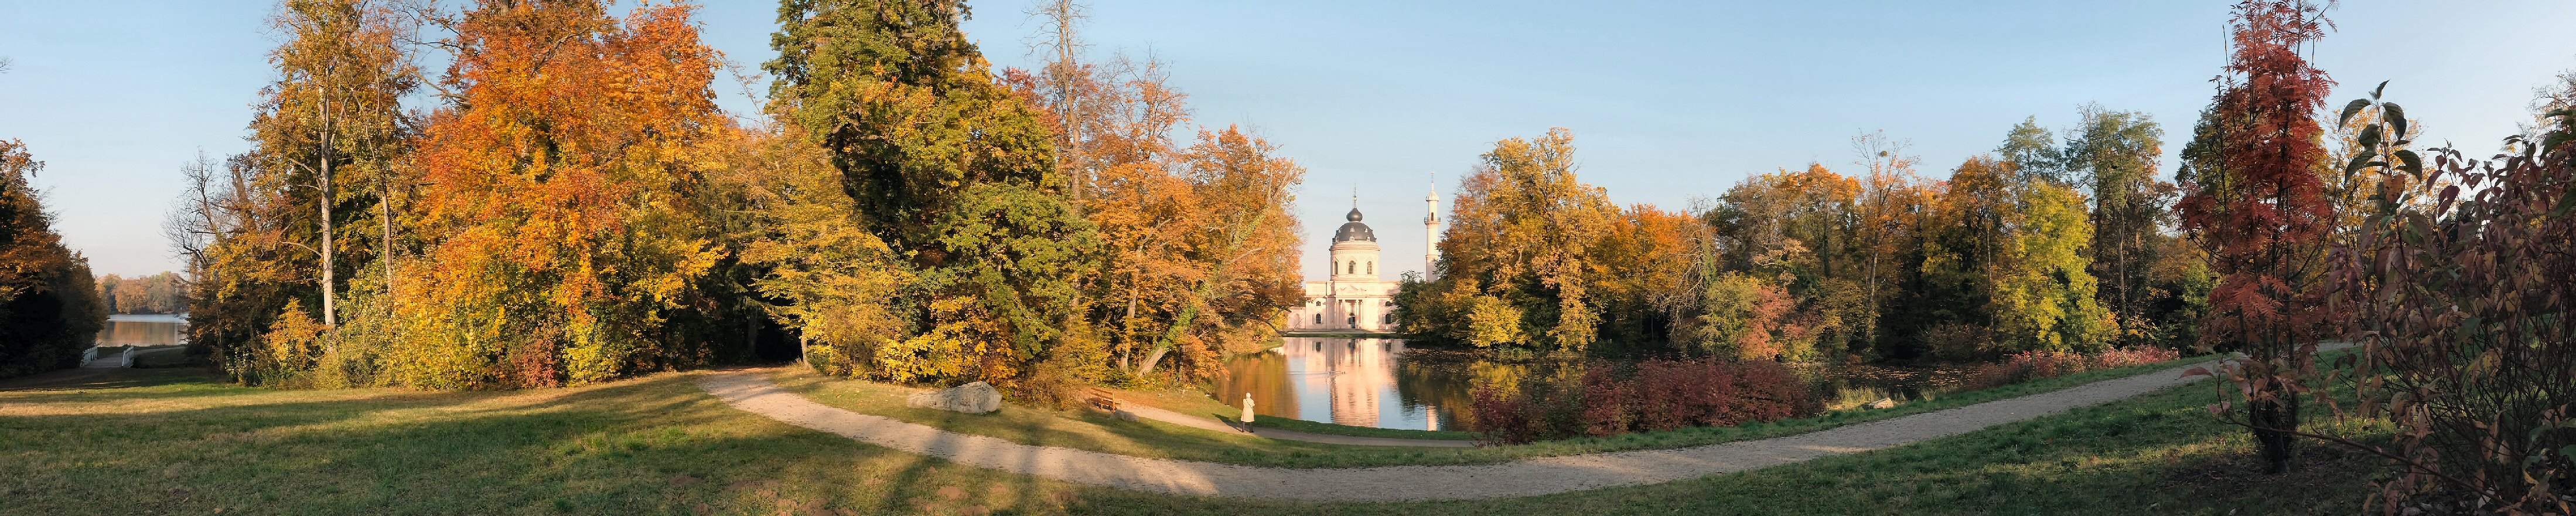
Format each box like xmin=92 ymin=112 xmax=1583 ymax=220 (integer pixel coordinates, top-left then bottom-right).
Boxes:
xmin=98 ymin=314 xmax=186 ymax=347
xmin=1218 ymin=338 xmax=1455 ymax=430
xmin=1220 ymin=337 xmax=1987 ymax=430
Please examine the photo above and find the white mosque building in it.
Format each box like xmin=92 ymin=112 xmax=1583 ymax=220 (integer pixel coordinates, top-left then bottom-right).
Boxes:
xmin=1285 ymin=189 xmax=1439 ymax=334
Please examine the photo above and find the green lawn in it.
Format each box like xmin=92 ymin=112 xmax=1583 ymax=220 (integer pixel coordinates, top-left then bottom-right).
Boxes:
xmin=772 ymin=356 xmax=2226 ymax=469
xmin=1 ymin=361 xmax=2387 ymax=515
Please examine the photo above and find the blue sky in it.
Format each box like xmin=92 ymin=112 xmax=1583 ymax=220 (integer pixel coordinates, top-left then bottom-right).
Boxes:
xmin=4 ymin=1 xmax=2572 ymax=280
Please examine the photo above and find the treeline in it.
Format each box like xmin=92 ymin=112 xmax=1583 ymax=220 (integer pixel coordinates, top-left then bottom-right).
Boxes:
xmin=175 ymin=0 xmax=1302 ymax=396
xmin=96 ymin=272 xmax=186 ymax=314
xmin=1398 ymin=108 xmax=2215 ymax=362
xmin=0 ymin=140 xmax=109 ymax=379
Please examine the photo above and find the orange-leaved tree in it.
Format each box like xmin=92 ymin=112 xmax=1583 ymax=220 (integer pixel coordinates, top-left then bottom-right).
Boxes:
xmin=2178 ymin=0 xmax=2339 ymax=475
xmin=391 ymin=0 xmax=725 ymax=388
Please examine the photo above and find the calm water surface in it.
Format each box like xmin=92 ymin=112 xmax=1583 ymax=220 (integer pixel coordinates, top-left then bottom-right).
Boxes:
xmin=1217 ymin=337 xmax=1979 ymax=430
xmin=98 ymin=314 xmax=187 ymax=347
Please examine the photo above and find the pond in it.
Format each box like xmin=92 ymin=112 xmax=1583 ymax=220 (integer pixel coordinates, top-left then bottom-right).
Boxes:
xmin=1215 ymin=337 xmax=1980 ymax=431
xmin=98 ymin=314 xmax=187 ymax=347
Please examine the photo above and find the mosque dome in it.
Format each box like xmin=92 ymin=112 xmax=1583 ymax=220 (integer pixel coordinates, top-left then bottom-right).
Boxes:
xmin=1333 ymin=208 xmax=1376 ymax=242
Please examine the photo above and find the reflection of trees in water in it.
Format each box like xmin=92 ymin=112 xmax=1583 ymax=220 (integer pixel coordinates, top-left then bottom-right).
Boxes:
xmin=1216 ymin=349 xmax=1295 ymax=419
xmin=97 ymin=319 xmax=185 ymax=346
xmin=1226 ymin=342 xmax=1989 ymax=429
xmin=1785 ymin=361 xmax=1979 ymax=409
xmin=1396 ymin=349 xmax=1585 ymax=430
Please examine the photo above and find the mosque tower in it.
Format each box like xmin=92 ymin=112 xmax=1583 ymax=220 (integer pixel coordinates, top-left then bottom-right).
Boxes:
xmin=1424 ymin=174 xmax=1440 ymax=280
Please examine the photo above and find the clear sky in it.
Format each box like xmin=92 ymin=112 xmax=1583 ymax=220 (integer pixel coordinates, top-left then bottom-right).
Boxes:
xmin=4 ymin=1 xmax=2572 ymax=281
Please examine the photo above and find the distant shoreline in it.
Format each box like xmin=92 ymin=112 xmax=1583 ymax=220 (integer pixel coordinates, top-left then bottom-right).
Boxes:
xmin=107 ymin=313 xmax=187 ymax=323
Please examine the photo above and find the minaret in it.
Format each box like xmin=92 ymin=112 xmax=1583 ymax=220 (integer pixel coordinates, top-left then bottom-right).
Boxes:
xmin=1424 ymin=173 xmax=1440 ymax=280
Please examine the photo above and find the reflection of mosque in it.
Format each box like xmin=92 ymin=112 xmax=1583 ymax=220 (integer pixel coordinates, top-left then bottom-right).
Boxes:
xmin=1277 ymin=337 xmax=1423 ymax=429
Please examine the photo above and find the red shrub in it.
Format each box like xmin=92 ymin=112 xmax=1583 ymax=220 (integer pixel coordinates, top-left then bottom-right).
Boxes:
xmin=1468 ymin=358 xmax=1820 ymax=444
xmin=1967 ymin=347 xmax=2182 ymax=391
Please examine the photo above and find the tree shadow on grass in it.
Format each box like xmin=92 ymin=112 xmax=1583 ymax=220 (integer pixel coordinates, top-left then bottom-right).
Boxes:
xmin=5 ymin=372 xmax=1113 ymax=515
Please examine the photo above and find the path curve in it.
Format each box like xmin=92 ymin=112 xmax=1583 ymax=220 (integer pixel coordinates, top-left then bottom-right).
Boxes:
xmin=697 ymin=351 xmax=2323 ymax=502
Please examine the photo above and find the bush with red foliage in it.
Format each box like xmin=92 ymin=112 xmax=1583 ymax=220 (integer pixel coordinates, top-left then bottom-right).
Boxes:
xmin=1966 ymin=347 xmax=2182 ymax=391
xmin=1468 ymin=358 xmax=1820 ymax=445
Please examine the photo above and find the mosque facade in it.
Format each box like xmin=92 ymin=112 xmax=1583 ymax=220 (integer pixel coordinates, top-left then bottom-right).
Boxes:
xmin=1285 ymin=190 xmax=1438 ymax=333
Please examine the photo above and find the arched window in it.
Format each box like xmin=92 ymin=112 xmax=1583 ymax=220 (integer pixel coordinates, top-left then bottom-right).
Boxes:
xmin=1381 ymin=314 xmax=1393 ymax=324
xmin=1367 ymin=262 xmax=1374 ymax=275
xmin=1313 ymin=314 xmax=1322 ymax=325
xmin=1345 ymin=261 xmax=1354 ymax=274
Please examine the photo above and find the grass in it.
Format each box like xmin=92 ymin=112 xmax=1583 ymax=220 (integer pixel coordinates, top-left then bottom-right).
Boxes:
xmin=774 ymin=355 xmax=2219 ymax=469
xmin=1 ymin=368 xmax=1107 ymax=515
xmin=0 ymin=355 xmax=2391 ymax=515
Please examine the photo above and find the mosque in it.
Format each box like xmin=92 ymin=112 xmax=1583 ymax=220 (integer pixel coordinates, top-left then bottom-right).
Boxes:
xmin=1284 ymin=188 xmax=1439 ymax=334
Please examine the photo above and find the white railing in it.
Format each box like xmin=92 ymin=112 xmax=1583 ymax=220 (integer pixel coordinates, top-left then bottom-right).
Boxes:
xmin=80 ymin=346 xmax=98 ymax=366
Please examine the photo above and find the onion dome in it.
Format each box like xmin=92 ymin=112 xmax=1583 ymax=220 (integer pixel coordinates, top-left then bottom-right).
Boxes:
xmin=1333 ymin=208 xmax=1376 ymax=242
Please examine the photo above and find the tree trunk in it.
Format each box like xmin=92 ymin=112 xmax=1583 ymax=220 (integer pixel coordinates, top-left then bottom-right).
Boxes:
xmin=318 ymin=90 xmax=337 ymax=328
xmin=2251 ymin=394 xmax=2299 ymax=474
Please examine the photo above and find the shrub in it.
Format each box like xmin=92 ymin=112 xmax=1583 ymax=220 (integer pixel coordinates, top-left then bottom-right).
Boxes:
xmin=1966 ymin=347 xmax=2182 ymax=391
xmin=2326 ymin=96 xmax=2576 ymax=511
xmin=1468 ymin=358 xmax=1819 ymax=445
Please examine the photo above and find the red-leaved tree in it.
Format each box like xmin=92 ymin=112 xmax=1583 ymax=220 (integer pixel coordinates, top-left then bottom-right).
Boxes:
xmin=2178 ymin=0 xmax=2339 ymax=475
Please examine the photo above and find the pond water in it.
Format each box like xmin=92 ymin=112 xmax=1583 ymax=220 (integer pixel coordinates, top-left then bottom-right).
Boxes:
xmin=1215 ymin=337 xmax=1980 ymax=431
xmin=98 ymin=314 xmax=187 ymax=347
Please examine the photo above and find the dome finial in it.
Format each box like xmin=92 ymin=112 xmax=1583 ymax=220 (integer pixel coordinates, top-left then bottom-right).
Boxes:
xmin=1347 ymin=188 xmax=1363 ymax=222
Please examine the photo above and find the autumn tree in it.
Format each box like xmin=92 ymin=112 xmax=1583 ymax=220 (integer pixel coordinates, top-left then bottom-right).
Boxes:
xmin=250 ymin=0 xmax=418 ymax=328
xmin=2061 ymin=105 xmax=2174 ymax=347
xmin=1913 ymin=157 xmax=2015 ymax=358
xmin=383 ymin=0 xmax=728 ymax=388
xmin=769 ymin=0 xmax=1099 ymax=388
xmin=190 ymin=0 xmax=419 ymax=385
xmin=1418 ymin=129 xmax=1620 ymax=353
xmin=1706 ymin=164 xmax=1864 ymax=360
xmin=1991 ymin=176 xmax=2110 ymax=352
xmin=1850 ymin=131 xmax=1926 ymax=358
xmin=709 ymin=123 xmax=910 ymax=379
xmin=2178 ymin=0 xmax=2339 ymax=474
xmin=0 ymin=140 xmax=108 ymax=379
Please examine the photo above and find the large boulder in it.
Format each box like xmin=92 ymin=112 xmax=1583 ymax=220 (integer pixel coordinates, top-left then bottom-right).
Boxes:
xmin=907 ymin=381 xmax=1002 ymax=414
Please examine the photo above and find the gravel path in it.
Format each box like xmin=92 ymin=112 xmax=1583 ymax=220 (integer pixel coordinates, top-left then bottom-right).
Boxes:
xmin=698 ymin=351 xmax=2315 ymax=502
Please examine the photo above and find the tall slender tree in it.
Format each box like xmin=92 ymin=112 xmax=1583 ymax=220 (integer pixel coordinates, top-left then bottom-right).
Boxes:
xmin=2062 ymin=105 xmax=2171 ymax=347
xmin=2179 ymin=0 xmax=2339 ymax=474
xmin=248 ymin=0 xmax=419 ymax=328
